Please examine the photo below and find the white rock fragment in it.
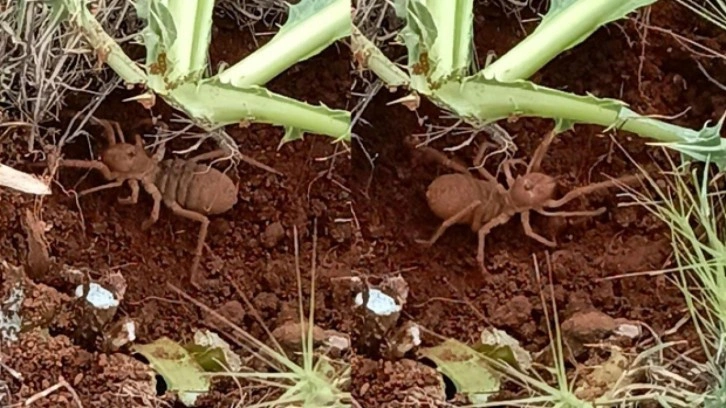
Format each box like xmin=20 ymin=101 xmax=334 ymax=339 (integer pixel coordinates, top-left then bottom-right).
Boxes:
xmin=75 ymin=283 xmax=119 ymax=309
xmin=408 ymin=324 xmax=421 ymax=346
xmin=354 ymin=289 xmax=401 ymax=316
xmin=125 ymin=320 xmax=136 ymax=342
xmin=326 ymin=334 xmax=351 ymax=352
xmin=614 ymin=323 xmax=641 ymax=339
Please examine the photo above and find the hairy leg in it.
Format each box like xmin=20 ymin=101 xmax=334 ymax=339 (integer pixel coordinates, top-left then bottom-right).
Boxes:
xmin=543 ymin=175 xmax=640 ymax=208
xmin=476 ymin=212 xmax=512 ymax=274
xmin=118 ymin=179 xmax=140 ymax=205
xmin=472 ymin=142 xmax=498 ymax=183
xmin=76 ymin=179 xmax=125 ymax=197
xmin=166 ymin=202 xmax=210 ymax=288
xmin=528 ymin=129 xmax=557 ymax=174
xmin=89 ymin=117 xmax=121 ymax=145
xmin=58 ymin=159 xmax=114 ymax=180
xmin=140 ymin=180 xmax=162 ymax=230
xmin=416 ymin=201 xmax=481 ymax=246
xmin=535 ymin=208 xmax=606 ymax=217
xmin=415 ymin=145 xmax=472 ymax=175
xmin=520 ymin=211 xmax=556 ymax=247
xmin=501 ymin=158 xmax=527 ymax=188
xmin=189 ymin=149 xmax=232 ymax=164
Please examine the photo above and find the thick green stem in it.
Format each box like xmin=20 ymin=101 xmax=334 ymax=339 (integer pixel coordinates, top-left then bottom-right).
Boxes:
xmin=482 ymin=0 xmax=657 ymax=81
xmin=351 ymin=26 xmax=410 ymax=88
xmin=168 ymin=80 xmax=350 ymax=141
xmin=53 ymin=0 xmax=147 ymax=84
xmin=427 ymin=0 xmax=473 ymax=79
xmin=217 ymin=0 xmax=350 ymax=87
xmin=434 ymin=77 xmax=723 ymax=148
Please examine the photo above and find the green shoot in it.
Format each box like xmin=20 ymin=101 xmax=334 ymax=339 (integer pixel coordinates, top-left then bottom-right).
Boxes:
xmin=352 ymin=25 xmax=410 ymax=88
xmin=432 ymin=76 xmax=726 ymax=166
xmin=353 ymin=0 xmax=726 ymax=168
xmin=52 ymin=0 xmax=351 ymax=145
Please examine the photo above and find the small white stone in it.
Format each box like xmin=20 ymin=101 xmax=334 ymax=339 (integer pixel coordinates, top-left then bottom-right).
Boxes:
xmin=354 ymin=289 xmax=401 ymax=316
xmin=615 ymin=323 xmax=641 ymax=339
xmin=124 ymin=320 xmax=136 ymax=341
xmin=75 ymin=283 xmax=119 ymax=309
xmin=407 ymin=325 xmax=421 ymax=346
xmin=327 ymin=335 xmax=350 ymax=351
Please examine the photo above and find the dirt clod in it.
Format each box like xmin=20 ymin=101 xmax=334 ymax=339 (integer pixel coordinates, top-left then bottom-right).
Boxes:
xmin=494 ymin=295 xmax=532 ymax=328
xmin=561 ymin=310 xmax=619 ymax=357
xmin=262 ymin=221 xmax=285 ymax=248
xmin=352 ymin=356 xmax=446 ymax=407
xmin=206 ymin=300 xmax=246 ymax=327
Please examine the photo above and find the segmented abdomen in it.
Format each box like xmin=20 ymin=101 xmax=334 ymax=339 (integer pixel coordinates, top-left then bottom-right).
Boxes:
xmin=425 ymin=174 xmax=506 ymax=225
xmin=155 ymin=158 xmax=238 ymax=215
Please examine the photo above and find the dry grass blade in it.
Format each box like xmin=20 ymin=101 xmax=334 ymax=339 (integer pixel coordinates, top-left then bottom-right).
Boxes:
xmin=1 ymin=0 xmax=136 ymax=150
xmin=0 ymin=163 xmax=51 ymax=195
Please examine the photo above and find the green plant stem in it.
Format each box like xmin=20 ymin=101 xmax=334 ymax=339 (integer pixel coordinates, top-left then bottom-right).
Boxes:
xmin=351 ymin=26 xmax=410 ymax=88
xmin=482 ymin=0 xmax=657 ymax=81
xmin=434 ymin=76 xmax=724 ymax=148
xmin=217 ymin=0 xmax=350 ymax=87
xmin=52 ymin=0 xmax=147 ymax=84
xmin=427 ymin=0 xmax=473 ymax=79
xmin=169 ymin=80 xmax=350 ymax=140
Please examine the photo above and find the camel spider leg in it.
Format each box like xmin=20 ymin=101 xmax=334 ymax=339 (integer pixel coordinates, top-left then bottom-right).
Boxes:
xmin=528 ymin=129 xmax=558 ymax=174
xmin=543 ymin=175 xmax=641 ymax=209
xmin=471 ymin=142 xmax=499 ymax=183
xmin=476 ymin=212 xmax=512 ymax=274
xmin=118 ymin=179 xmax=140 ymax=205
xmin=501 ymin=158 xmax=528 ymax=187
xmin=88 ymin=117 xmax=123 ymax=145
xmin=535 ymin=208 xmax=606 ymax=218
xmin=57 ymin=159 xmax=115 ymax=180
xmin=416 ymin=201 xmax=482 ymax=246
xmin=164 ymin=201 xmax=210 ymax=288
xmin=520 ymin=211 xmax=557 ymax=247
xmin=76 ymin=179 xmax=126 ymax=197
xmin=415 ymin=145 xmax=474 ymax=175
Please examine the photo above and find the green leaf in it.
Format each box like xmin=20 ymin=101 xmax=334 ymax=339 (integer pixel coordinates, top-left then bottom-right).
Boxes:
xmin=535 ymin=0 xmax=658 ymax=52
xmin=483 ymin=0 xmax=658 ymax=81
xmin=137 ymin=0 xmax=213 ymax=88
xmin=133 ymin=337 xmax=211 ymax=407
xmin=276 ymin=0 xmax=349 ymax=61
xmin=351 ymin=26 xmax=411 ymax=88
xmin=429 ymin=73 xmax=726 ymax=169
xmin=184 ymin=330 xmax=242 ymax=373
xmin=279 ymin=127 xmax=306 ymax=149
xmin=394 ymin=0 xmax=438 ymax=93
xmin=648 ymin=113 xmax=726 ymax=169
xmin=394 ymin=0 xmax=473 ymax=86
xmin=166 ymin=79 xmax=351 ymax=143
xmin=419 ymin=338 xmax=500 ymax=403
xmin=217 ymin=0 xmax=350 ymax=87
